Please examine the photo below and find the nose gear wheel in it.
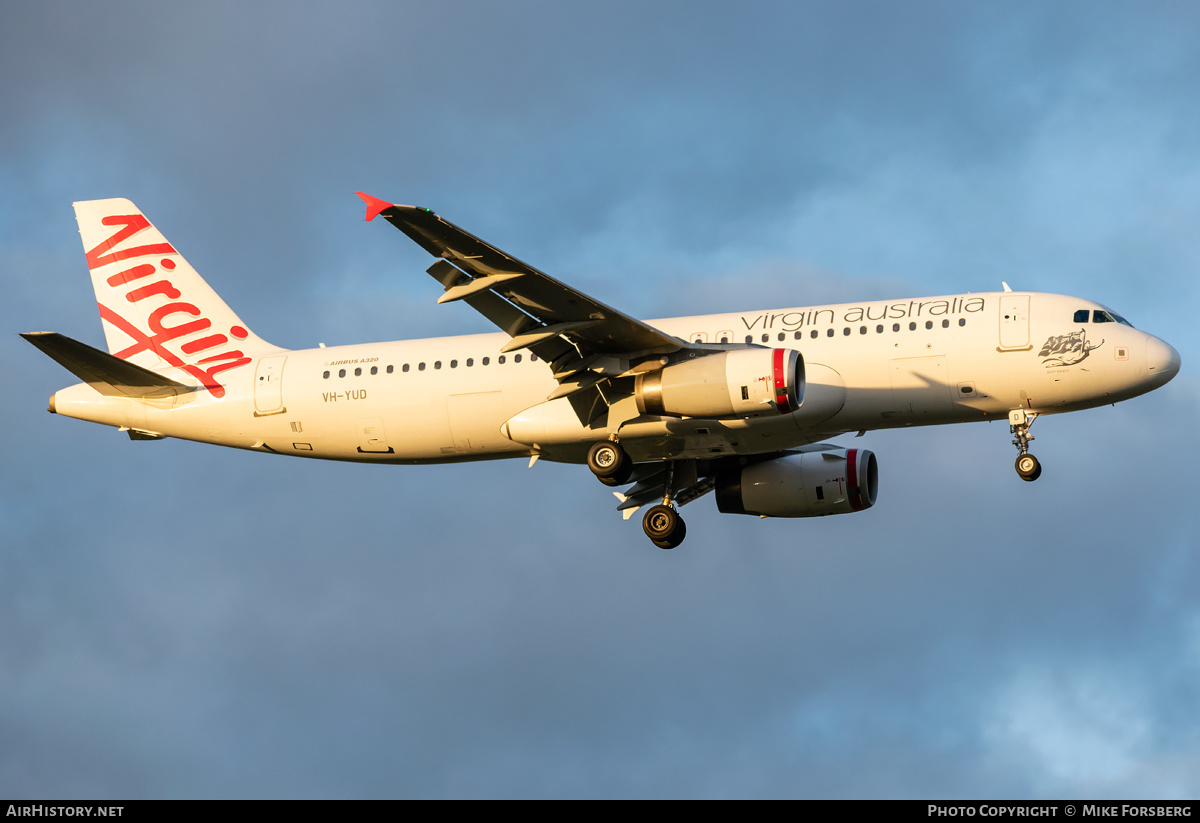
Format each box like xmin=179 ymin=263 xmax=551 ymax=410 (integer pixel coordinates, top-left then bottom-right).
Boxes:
xmin=1015 ymin=453 xmax=1042 ymax=482
xmin=1009 ymin=410 xmax=1042 ymax=482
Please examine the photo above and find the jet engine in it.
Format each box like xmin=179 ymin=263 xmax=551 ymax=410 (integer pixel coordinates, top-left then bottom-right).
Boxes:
xmin=635 ymin=348 xmax=803 ymax=419
xmin=715 ymin=448 xmax=878 ymax=517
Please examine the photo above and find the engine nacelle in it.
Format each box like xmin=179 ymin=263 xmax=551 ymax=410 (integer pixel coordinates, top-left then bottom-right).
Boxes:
xmin=635 ymin=348 xmax=803 ymax=419
xmin=715 ymin=448 xmax=878 ymax=517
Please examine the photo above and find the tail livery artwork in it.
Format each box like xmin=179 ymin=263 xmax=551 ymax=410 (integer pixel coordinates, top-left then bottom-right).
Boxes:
xmin=24 ymin=195 xmax=1181 ymax=548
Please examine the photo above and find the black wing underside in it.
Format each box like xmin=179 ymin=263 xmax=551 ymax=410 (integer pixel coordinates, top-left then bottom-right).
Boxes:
xmin=359 ymin=193 xmax=692 ymax=423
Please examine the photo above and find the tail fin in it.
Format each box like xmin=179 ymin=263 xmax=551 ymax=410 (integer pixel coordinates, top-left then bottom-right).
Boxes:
xmin=75 ymin=198 xmax=279 ymax=398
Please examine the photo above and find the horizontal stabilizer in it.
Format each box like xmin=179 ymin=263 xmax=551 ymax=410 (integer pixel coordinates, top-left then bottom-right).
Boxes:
xmin=21 ymin=331 xmax=195 ymax=398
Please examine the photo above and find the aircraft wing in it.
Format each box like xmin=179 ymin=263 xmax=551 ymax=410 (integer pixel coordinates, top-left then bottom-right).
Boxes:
xmin=357 ymin=193 xmax=685 ymax=363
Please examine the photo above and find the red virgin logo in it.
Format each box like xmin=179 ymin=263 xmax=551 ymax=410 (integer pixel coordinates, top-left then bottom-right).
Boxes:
xmin=87 ymin=213 xmax=250 ymax=399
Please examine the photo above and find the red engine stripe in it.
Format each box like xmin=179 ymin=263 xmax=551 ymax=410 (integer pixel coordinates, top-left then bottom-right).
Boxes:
xmin=772 ymin=348 xmax=792 ymax=412
xmin=847 ymin=448 xmax=862 ymax=511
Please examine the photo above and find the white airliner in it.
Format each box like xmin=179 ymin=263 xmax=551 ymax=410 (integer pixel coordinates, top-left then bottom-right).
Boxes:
xmin=24 ymin=195 xmax=1181 ymax=548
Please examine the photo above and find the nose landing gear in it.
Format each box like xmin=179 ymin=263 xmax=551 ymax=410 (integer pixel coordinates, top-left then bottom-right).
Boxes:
xmin=1009 ymin=409 xmax=1042 ymax=482
xmin=1015 ymin=452 xmax=1042 ymax=481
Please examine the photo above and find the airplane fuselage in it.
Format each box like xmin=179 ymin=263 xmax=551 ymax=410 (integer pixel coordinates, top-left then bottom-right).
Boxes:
xmin=48 ymin=290 xmax=1176 ymax=465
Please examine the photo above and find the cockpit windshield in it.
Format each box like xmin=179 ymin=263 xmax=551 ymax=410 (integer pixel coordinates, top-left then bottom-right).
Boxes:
xmin=1072 ymin=308 xmax=1134 ymax=328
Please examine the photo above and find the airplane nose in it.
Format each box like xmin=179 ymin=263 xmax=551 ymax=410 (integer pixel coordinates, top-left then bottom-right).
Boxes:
xmin=1145 ymin=336 xmax=1181 ymax=387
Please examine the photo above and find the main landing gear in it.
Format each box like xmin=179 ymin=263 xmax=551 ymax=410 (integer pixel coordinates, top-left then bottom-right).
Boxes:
xmin=642 ymin=459 xmax=686 ymax=549
xmin=1009 ymin=409 xmax=1042 ymax=482
xmin=643 ymin=504 xmax=686 ymax=550
xmin=587 ymin=440 xmax=633 ymax=486
xmin=587 ymin=441 xmax=687 ymax=549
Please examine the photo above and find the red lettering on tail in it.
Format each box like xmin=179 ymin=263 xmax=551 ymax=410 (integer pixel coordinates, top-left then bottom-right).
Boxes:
xmin=85 ymin=214 xmax=176 ymax=270
xmin=87 ymin=211 xmax=252 ymax=398
xmin=106 ymin=263 xmax=156 ymax=287
xmin=98 ymin=302 xmax=249 ymax=398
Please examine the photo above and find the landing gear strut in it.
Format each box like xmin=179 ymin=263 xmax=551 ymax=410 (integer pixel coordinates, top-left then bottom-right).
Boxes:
xmin=641 ymin=461 xmax=687 ymax=549
xmin=589 ymin=443 xmax=689 ymax=548
xmin=587 ymin=440 xmax=632 ymax=486
xmin=1009 ymin=409 xmax=1042 ymax=482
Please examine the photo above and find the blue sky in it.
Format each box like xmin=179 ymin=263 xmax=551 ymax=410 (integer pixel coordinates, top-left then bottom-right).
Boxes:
xmin=3 ymin=1 xmax=1198 ymax=798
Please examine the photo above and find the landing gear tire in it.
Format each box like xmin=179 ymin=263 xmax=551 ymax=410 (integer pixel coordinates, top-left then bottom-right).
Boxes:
xmin=1015 ymin=453 xmax=1042 ymax=482
xmin=643 ymin=504 xmax=686 ymax=549
xmin=588 ymin=441 xmax=632 ymax=486
xmin=651 ymin=519 xmax=686 ymax=550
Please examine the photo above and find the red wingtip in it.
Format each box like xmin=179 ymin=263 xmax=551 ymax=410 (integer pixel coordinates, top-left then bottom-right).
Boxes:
xmin=356 ymin=192 xmax=393 ymax=222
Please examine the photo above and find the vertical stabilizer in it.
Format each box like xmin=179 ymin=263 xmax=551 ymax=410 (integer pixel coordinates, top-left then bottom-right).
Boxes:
xmin=75 ymin=198 xmax=281 ymax=398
